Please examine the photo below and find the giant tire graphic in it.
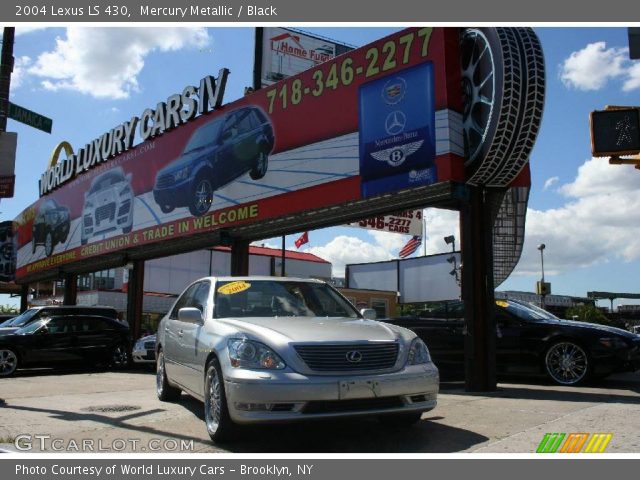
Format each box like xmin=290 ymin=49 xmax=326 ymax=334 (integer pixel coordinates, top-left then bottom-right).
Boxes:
xmin=461 ymin=27 xmax=545 ymax=187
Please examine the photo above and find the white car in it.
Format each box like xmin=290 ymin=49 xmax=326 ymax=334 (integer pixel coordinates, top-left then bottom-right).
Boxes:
xmin=156 ymin=276 xmax=439 ymax=442
xmin=133 ymin=334 xmax=156 ymax=365
xmin=81 ymin=167 xmax=134 ymax=245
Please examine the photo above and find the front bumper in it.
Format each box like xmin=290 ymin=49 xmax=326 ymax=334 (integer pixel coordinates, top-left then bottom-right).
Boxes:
xmin=224 ymin=364 xmax=439 ymax=424
xmin=132 ymin=347 xmax=155 ymax=364
xmin=153 ymin=178 xmax=190 ymax=209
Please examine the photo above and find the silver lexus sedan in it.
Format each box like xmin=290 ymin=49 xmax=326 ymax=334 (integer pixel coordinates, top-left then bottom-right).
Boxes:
xmin=156 ymin=276 xmax=439 ymax=442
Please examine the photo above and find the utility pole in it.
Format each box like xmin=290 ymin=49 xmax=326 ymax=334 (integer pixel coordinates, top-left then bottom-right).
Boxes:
xmin=0 ymin=27 xmax=15 ymax=133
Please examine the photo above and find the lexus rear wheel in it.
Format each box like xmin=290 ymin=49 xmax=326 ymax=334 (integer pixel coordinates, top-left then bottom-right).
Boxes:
xmin=0 ymin=348 xmax=18 ymax=377
xmin=156 ymin=349 xmax=181 ymax=401
xmin=544 ymin=341 xmax=590 ymax=386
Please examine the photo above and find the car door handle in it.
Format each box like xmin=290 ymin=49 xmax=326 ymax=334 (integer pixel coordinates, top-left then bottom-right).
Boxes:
xmin=178 ymin=330 xmax=183 ymax=337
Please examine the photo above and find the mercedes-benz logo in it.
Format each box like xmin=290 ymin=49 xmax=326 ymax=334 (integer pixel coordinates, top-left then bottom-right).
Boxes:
xmin=385 ymin=110 xmax=406 ymax=136
xmin=345 ymin=350 xmax=363 ymax=363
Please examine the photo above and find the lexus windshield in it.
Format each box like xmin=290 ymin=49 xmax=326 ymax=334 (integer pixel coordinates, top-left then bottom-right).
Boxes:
xmin=214 ymin=280 xmax=359 ymax=319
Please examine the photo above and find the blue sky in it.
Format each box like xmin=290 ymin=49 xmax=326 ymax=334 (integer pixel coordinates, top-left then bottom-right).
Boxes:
xmin=3 ymin=27 xmax=640 ymax=309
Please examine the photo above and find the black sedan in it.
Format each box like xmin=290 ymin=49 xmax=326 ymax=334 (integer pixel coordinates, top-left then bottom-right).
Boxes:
xmin=153 ymin=106 xmax=274 ymax=217
xmin=385 ymin=299 xmax=640 ymax=386
xmin=0 ymin=315 xmax=131 ymax=377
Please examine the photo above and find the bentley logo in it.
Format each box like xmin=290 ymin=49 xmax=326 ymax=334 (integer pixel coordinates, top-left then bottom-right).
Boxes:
xmin=385 ymin=111 xmax=406 ymax=136
xmin=345 ymin=350 xmax=363 ymax=363
xmin=371 ymin=140 xmax=424 ymax=167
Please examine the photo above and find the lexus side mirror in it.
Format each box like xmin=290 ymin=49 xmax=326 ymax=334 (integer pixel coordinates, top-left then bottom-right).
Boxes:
xmin=360 ymin=308 xmax=377 ymax=320
xmin=178 ymin=307 xmax=204 ymax=324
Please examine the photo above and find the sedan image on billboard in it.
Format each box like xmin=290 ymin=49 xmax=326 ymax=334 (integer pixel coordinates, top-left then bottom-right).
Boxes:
xmin=31 ymin=198 xmax=70 ymax=257
xmin=81 ymin=167 xmax=134 ymax=245
xmin=153 ymin=106 xmax=275 ymax=217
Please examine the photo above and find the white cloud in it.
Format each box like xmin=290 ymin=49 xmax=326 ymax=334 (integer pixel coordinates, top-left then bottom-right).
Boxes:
xmin=15 ymin=27 xmax=49 ymax=36
xmin=10 ymin=56 xmax=31 ymax=91
xmin=623 ymin=63 xmax=640 ymax=92
xmin=305 ymin=235 xmax=394 ymax=277
xmin=28 ymin=27 xmax=209 ymax=99
xmin=560 ymin=41 xmax=640 ymax=92
xmin=543 ymin=176 xmax=559 ymax=191
xmin=513 ymin=157 xmax=640 ymax=276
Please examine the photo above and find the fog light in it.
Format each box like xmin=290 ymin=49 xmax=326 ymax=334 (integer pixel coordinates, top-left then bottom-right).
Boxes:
xmin=234 ymin=402 xmax=270 ymax=411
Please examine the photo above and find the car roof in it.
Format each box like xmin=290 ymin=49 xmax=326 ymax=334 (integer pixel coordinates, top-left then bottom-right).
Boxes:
xmin=210 ymin=276 xmax=324 ymax=283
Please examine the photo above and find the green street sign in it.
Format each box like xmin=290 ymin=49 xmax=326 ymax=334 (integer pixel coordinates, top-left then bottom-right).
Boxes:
xmin=8 ymin=102 xmax=52 ymax=133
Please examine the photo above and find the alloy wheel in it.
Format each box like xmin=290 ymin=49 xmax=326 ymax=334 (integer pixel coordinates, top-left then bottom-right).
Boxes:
xmin=193 ymin=179 xmax=213 ymax=215
xmin=0 ymin=349 xmax=18 ymax=376
xmin=111 ymin=344 xmax=128 ymax=368
xmin=545 ymin=342 xmax=588 ymax=385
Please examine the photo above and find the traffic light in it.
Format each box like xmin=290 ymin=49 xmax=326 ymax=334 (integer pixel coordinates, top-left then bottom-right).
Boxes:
xmin=590 ymin=107 xmax=640 ymax=157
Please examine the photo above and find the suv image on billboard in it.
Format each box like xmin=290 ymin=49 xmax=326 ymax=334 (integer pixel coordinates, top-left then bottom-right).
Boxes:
xmin=81 ymin=167 xmax=134 ymax=245
xmin=32 ymin=198 xmax=70 ymax=257
xmin=153 ymin=106 xmax=274 ymax=217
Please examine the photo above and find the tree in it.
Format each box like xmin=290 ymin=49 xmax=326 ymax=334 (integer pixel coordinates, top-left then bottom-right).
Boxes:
xmin=0 ymin=304 xmax=19 ymax=314
xmin=566 ymin=304 xmax=611 ymax=326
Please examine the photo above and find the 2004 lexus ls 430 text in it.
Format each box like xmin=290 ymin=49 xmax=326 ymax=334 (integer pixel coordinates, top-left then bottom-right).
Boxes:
xmin=156 ymin=276 xmax=439 ymax=442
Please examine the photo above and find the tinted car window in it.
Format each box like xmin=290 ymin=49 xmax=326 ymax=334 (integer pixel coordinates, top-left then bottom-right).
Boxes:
xmin=46 ymin=317 xmax=78 ymax=334
xmin=77 ymin=316 xmax=114 ymax=331
xmin=190 ymin=281 xmax=210 ymax=314
xmin=235 ymin=110 xmax=254 ymax=134
xmin=184 ymin=118 xmax=224 ymax=153
xmin=170 ymin=283 xmax=200 ymax=318
xmin=5 ymin=308 xmax=39 ymax=327
xmin=500 ymin=300 xmax=559 ymax=323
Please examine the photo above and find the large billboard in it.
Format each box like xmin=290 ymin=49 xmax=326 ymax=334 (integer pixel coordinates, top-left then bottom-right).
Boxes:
xmin=14 ymin=27 xmax=464 ymax=281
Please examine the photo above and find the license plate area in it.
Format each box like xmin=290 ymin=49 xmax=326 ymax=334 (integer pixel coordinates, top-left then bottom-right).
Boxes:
xmin=338 ymin=380 xmax=381 ymax=400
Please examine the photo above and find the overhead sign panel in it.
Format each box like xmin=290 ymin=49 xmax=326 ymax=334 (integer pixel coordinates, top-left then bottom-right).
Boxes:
xmin=14 ymin=28 xmax=464 ymax=281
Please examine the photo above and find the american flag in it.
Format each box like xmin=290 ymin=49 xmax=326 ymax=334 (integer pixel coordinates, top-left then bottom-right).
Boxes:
xmin=399 ymin=236 xmax=422 ymax=258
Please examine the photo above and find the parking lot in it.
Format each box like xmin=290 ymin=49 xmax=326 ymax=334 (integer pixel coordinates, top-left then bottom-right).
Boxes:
xmin=1 ymin=367 xmax=639 ymax=453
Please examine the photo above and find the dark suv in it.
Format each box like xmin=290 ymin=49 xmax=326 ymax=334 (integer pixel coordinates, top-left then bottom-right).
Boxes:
xmin=32 ymin=198 xmax=70 ymax=257
xmin=153 ymin=106 xmax=274 ymax=217
xmin=0 ymin=305 xmax=119 ymax=335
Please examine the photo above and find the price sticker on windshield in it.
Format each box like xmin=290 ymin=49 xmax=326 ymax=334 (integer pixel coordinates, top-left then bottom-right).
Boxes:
xmin=218 ymin=281 xmax=251 ymax=295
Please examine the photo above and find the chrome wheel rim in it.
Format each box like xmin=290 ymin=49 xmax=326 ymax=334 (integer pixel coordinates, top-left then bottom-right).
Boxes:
xmin=156 ymin=352 xmax=165 ymax=396
xmin=545 ymin=342 xmax=588 ymax=385
xmin=194 ymin=180 xmax=213 ymax=214
xmin=0 ymin=349 xmax=17 ymax=376
xmin=204 ymin=367 xmax=221 ymax=434
xmin=460 ymin=28 xmax=496 ymax=165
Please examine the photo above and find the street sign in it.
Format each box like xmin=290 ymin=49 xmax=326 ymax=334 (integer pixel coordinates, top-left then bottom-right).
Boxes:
xmin=590 ymin=107 xmax=640 ymax=157
xmin=8 ymin=102 xmax=52 ymax=133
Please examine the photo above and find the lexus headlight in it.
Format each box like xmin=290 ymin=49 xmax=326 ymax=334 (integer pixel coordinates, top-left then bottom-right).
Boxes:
xmin=173 ymin=165 xmax=191 ymax=181
xmin=599 ymin=337 xmax=628 ymax=349
xmin=134 ymin=340 xmax=143 ymax=350
xmin=228 ymin=339 xmax=286 ymax=370
xmin=407 ymin=338 xmax=431 ymax=365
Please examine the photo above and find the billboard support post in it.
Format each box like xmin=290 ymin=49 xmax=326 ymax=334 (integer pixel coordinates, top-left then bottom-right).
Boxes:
xmin=62 ymin=273 xmax=77 ymax=306
xmin=126 ymin=260 xmax=144 ymax=340
xmin=230 ymin=241 xmax=250 ymax=276
xmin=461 ymin=185 xmax=497 ymax=392
xmin=20 ymin=283 xmax=29 ymax=312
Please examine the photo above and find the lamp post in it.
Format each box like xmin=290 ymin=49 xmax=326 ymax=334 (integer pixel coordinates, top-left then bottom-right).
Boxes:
xmin=444 ymin=235 xmax=455 ymax=252
xmin=444 ymin=235 xmax=460 ymax=286
xmin=537 ymin=243 xmax=546 ymax=309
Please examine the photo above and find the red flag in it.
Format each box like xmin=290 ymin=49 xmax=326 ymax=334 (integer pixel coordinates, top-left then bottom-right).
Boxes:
xmin=295 ymin=231 xmax=309 ymax=249
xmin=399 ymin=236 xmax=422 ymax=258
